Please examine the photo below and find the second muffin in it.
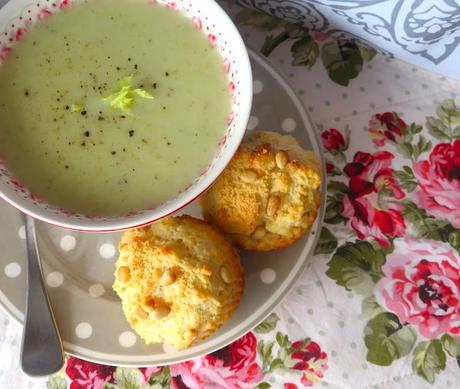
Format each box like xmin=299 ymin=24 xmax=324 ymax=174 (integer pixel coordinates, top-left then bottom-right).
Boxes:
xmin=200 ymin=131 xmax=322 ymax=251
xmin=113 ymin=215 xmax=244 ymax=349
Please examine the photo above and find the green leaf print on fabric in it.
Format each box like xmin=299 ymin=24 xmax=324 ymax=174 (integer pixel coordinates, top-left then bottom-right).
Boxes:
xmin=412 ymin=340 xmax=447 ymax=384
xmin=399 ymin=201 xmax=460 ymax=246
xmin=148 ymin=367 xmax=170 ymax=387
xmin=426 ymin=99 xmax=460 ymax=141
xmin=234 ymin=8 xmax=282 ymax=30
xmin=314 ymin=227 xmax=338 ymax=255
xmin=326 ymin=241 xmax=385 ymax=294
xmin=113 ymin=368 xmax=147 ymax=389
xmin=364 ymin=312 xmax=417 ymax=366
xmin=358 ymin=45 xmax=377 ymax=62
xmin=258 ymin=340 xmax=275 ymax=372
xmin=255 ymin=382 xmax=272 ymax=389
xmin=394 ymin=166 xmax=418 ymax=192
xmin=291 ymin=36 xmax=320 ymax=67
xmin=327 ymin=180 xmax=348 ymax=193
xmin=325 ymin=181 xmax=348 ymax=225
xmin=276 ymin=332 xmax=290 ymax=349
xmin=361 ymin=296 xmax=385 ymax=319
xmin=401 ymin=200 xmax=452 ymax=239
xmin=321 ymin=41 xmax=364 ymax=86
xmin=234 ymin=8 xmax=375 ymax=85
xmin=441 ymin=334 xmax=460 ymax=359
xmin=448 ymin=229 xmax=460 ymax=251
xmin=46 ymin=376 xmax=67 ymax=389
xmin=268 ymin=358 xmax=285 ymax=372
xmin=397 ymin=123 xmax=431 ymax=162
xmin=255 ymin=313 xmax=280 ymax=334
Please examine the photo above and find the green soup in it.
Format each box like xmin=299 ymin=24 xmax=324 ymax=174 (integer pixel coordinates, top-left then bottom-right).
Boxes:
xmin=0 ymin=0 xmax=230 ymax=215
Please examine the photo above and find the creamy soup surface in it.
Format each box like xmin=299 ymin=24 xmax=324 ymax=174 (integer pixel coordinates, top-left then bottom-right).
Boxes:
xmin=0 ymin=0 xmax=230 ymax=215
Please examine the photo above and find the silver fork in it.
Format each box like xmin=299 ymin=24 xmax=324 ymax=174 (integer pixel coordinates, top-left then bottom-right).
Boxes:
xmin=20 ymin=215 xmax=64 ymax=376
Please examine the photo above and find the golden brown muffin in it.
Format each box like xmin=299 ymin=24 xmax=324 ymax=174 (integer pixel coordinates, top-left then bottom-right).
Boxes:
xmin=113 ymin=215 xmax=244 ymax=349
xmin=200 ymin=131 xmax=321 ymax=251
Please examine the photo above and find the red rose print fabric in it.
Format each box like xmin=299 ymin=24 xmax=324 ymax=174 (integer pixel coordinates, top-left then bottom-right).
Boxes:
xmin=170 ymin=332 xmax=263 ymax=389
xmin=321 ymin=128 xmax=346 ymax=152
xmin=341 ymin=150 xmax=406 ymax=247
xmin=287 ymin=340 xmax=328 ymax=386
xmin=66 ymin=357 xmax=115 ymax=389
xmin=368 ymin=112 xmax=407 ymax=146
xmin=322 ymin=101 xmax=460 ymax=384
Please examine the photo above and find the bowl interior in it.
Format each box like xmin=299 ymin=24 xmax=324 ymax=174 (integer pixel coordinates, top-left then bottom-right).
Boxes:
xmin=0 ymin=0 xmax=252 ymax=231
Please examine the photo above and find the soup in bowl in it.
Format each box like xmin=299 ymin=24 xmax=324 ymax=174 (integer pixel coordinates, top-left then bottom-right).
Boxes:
xmin=0 ymin=0 xmax=252 ymax=231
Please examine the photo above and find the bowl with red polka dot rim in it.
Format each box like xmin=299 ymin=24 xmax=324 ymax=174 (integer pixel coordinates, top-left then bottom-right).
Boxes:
xmin=0 ymin=49 xmax=326 ymax=366
xmin=0 ymin=0 xmax=252 ymax=231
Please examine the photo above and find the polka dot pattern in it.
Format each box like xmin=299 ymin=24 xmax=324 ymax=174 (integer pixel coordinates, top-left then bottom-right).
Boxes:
xmin=119 ymin=331 xmax=137 ymax=348
xmin=18 ymin=226 xmax=26 ymax=240
xmin=60 ymin=235 xmax=76 ymax=251
xmin=99 ymin=243 xmax=116 ymax=259
xmin=247 ymin=115 xmax=259 ymax=130
xmin=4 ymin=262 xmax=21 ymax=278
xmin=75 ymin=322 xmax=93 ymax=339
xmin=88 ymin=283 xmax=105 ymax=298
xmin=281 ymin=118 xmax=296 ymax=132
xmin=253 ymin=79 xmax=264 ymax=94
xmin=260 ymin=268 xmax=276 ymax=284
xmin=46 ymin=271 xmax=64 ymax=288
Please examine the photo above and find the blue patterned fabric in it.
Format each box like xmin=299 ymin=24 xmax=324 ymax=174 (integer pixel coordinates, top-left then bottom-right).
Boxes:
xmin=235 ymin=0 xmax=460 ymax=78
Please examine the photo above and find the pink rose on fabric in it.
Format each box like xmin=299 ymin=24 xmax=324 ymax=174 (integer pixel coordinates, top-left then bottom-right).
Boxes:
xmin=413 ymin=140 xmax=460 ymax=228
xmin=341 ymin=151 xmax=406 ymax=247
xmin=139 ymin=367 xmax=162 ymax=382
xmin=66 ymin=356 xmax=115 ymax=389
xmin=376 ymin=238 xmax=460 ymax=339
xmin=368 ymin=112 xmax=406 ymax=146
xmin=285 ymin=340 xmax=328 ymax=387
xmin=170 ymin=332 xmax=263 ymax=389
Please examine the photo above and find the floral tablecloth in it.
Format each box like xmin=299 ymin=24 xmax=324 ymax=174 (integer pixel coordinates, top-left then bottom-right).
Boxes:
xmin=1 ymin=2 xmax=460 ymax=388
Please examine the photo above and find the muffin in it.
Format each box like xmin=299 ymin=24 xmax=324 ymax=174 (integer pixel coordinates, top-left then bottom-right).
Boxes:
xmin=113 ymin=215 xmax=244 ymax=349
xmin=200 ymin=131 xmax=321 ymax=251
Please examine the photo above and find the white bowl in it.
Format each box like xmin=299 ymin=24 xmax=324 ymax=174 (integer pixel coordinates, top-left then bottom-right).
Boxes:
xmin=0 ymin=0 xmax=252 ymax=231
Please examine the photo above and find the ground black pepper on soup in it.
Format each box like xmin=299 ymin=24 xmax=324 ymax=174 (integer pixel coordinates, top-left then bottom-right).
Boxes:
xmin=0 ymin=0 xmax=230 ymax=215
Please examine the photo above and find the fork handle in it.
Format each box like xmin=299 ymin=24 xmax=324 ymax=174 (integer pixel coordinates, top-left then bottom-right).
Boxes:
xmin=20 ymin=215 xmax=64 ymax=377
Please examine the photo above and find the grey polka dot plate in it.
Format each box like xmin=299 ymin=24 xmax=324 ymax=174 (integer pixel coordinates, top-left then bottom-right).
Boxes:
xmin=0 ymin=50 xmax=325 ymax=367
